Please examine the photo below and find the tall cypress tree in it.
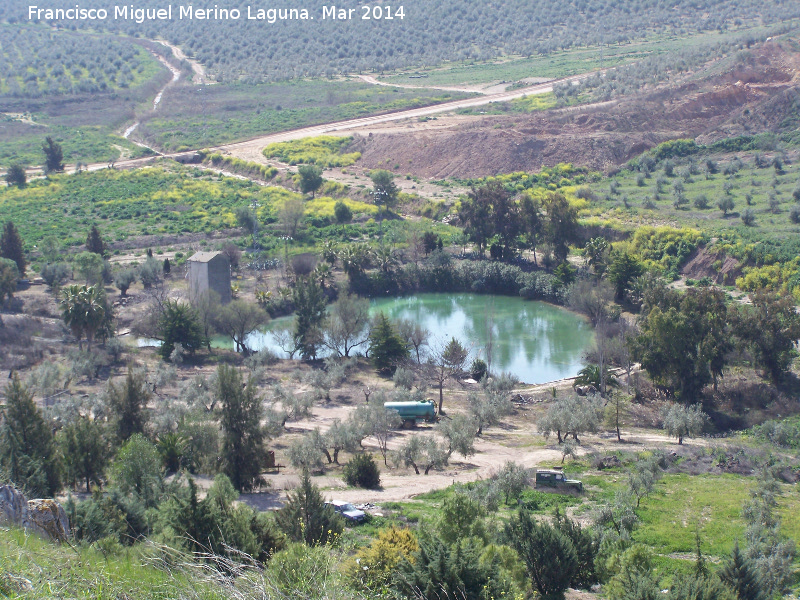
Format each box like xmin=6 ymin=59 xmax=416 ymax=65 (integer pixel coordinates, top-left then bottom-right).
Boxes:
xmin=85 ymin=225 xmax=106 ymax=256
xmin=0 ymin=221 xmax=26 ymax=277
xmin=108 ymin=368 xmax=150 ymax=442
xmin=275 ymin=470 xmax=342 ymax=546
xmin=42 ymin=136 xmax=64 ymax=174
xmin=217 ymin=365 xmax=265 ymax=491
xmin=368 ymin=312 xmax=408 ymax=373
xmin=0 ymin=374 xmax=61 ymax=496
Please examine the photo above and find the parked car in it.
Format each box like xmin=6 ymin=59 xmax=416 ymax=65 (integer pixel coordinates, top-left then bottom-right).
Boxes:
xmin=534 ymin=467 xmax=583 ymax=493
xmin=326 ymin=500 xmax=366 ymax=522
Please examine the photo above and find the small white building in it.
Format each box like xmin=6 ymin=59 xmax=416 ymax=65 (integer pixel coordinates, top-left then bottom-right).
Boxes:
xmin=187 ymin=251 xmax=231 ymax=304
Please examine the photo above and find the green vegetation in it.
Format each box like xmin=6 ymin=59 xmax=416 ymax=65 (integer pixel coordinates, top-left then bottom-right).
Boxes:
xmin=7 ymin=0 xmax=790 ymax=83
xmin=0 ymin=25 xmax=163 ymax=97
xmin=383 ymin=25 xmax=783 ymax=88
xmin=199 ymin=151 xmax=278 ymax=180
xmin=142 ymin=82 xmax=471 ymax=151
xmin=264 ymin=136 xmax=360 ymax=167
xmin=586 ymin=141 xmax=800 ymax=295
xmin=0 ymin=26 xmax=170 ymax=168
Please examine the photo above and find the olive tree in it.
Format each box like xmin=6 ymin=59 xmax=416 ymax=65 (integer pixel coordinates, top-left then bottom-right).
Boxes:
xmin=215 ymin=300 xmax=268 ymax=355
xmin=661 ymin=403 xmax=707 ymax=445
xmin=352 ymin=391 xmax=402 ymax=466
xmin=323 ymin=292 xmax=370 ymax=357
xmin=538 ymin=394 xmax=603 ymax=444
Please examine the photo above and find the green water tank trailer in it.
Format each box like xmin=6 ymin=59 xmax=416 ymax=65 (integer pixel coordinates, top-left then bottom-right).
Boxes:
xmin=384 ymin=401 xmax=437 ymax=426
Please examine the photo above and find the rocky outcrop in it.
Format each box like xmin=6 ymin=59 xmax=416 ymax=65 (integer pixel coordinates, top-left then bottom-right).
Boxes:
xmin=0 ymin=485 xmax=69 ymax=542
xmin=26 ymin=499 xmax=70 ymax=542
xmin=0 ymin=485 xmax=29 ymax=526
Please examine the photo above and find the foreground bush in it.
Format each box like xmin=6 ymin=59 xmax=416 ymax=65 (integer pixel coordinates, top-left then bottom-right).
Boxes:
xmin=343 ymin=453 xmax=381 ymax=489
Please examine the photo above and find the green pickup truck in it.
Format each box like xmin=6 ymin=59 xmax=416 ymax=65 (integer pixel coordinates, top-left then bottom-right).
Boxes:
xmin=535 ymin=468 xmax=583 ymax=493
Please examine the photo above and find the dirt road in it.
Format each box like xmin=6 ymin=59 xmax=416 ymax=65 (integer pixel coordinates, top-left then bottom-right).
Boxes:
xmin=155 ymin=39 xmax=213 ymax=84
xmin=13 ymin=67 xmax=598 ymax=178
xmin=357 ymin=74 xmax=501 ymax=95
xmin=217 ymin=71 xmax=597 ymax=164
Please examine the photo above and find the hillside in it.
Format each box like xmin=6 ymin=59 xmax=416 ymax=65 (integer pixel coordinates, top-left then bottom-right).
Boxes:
xmin=4 ymin=1 xmax=800 ymax=82
xmin=343 ymin=38 xmax=800 ymax=177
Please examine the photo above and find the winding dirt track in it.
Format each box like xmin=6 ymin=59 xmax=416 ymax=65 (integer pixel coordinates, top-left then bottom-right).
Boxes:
xmin=66 ymin=69 xmax=597 ymax=174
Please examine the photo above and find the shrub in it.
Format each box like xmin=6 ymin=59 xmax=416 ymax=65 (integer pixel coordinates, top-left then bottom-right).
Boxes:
xmin=693 ymin=195 xmax=709 ymax=209
xmin=343 ymin=453 xmax=381 ymax=489
xmin=275 ymin=470 xmax=343 ymax=546
xmin=40 ymin=262 xmax=70 ymax=291
xmin=113 ymin=268 xmax=136 ymax=296
xmin=741 ymin=209 xmax=756 ymax=227
xmin=347 ymin=527 xmax=418 ymax=593
xmin=789 ymin=205 xmax=800 ymax=224
xmin=470 ymin=358 xmax=488 ymax=381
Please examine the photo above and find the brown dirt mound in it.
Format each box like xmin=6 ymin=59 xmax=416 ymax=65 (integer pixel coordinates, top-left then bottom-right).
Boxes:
xmin=351 ymin=42 xmax=800 ymax=178
xmin=681 ymin=246 xmax=742 ymax=285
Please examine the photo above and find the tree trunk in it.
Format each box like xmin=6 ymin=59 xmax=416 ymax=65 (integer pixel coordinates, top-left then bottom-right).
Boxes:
xmin=322 ymin=449 xmax=332 ymax=463
xmin=438 ymin=380 xmax=445 ymax=415
xmin=333 ymin=449 xmax=340 ymax=464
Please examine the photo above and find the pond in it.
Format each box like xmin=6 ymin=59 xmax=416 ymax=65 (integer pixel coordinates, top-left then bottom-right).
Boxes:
xmin=240 ymin=293 xmax=593 ymax=384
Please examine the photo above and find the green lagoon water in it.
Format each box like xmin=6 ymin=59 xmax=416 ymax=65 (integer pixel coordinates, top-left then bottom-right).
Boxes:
xmin=242 ymin=293 xmax=593 ymax=384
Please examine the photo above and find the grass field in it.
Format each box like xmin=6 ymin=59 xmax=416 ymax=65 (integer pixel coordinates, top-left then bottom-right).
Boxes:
xmin=139 ymin=80 xmax=474 ymax=151
xmin=377 ymin=26 xmax=779 ymax=88
xmin=0 ymin=528 xmax=207 ymax=600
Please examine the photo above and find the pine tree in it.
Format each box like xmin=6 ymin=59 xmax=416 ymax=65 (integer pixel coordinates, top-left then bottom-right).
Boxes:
xmin=368 ymin=312 xmax=408 ymax=373
xmin=58 ymin=416 xmax=108 ymax=493
xmin=506 ymin=508 xmax=578 ymax=599
xmin=157 ymin=300 xmax=205 ymax=360
xmin=719 ymin=541 xmax=767 ymax=600
xmin=107 ymin=368 xmax=150 ymax=442
xmin=0 ymin=374 xmax=61 ymax=496
xmin=42 ymin=136 xmax=64 ymax=174
xmin=275 ymin=470 xmax=343 ymax=546
xmin=4 ymin=164 xmax=26 ymax=188
xmin=217 ymin=365 xmax=266 ymax=491
xmin=293 ymin=275 xmax=326 ymax=360
xmin=1 ymin=221 xmax=26 ymax=277
xmin=85 ymin=225 xmax=106 ymax=256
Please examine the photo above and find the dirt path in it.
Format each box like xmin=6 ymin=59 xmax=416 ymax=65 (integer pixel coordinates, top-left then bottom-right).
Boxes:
xmin=357 ymin=74 xmax=501 ymax=95
xmin=216 ymin=70 xmax=600 ymax=164
xmin=121 ymin=51 xmax=182 ymax=151
xmin=155 ymin=39 xmax=212 ymax=84
xmin=242 ymin=394 xmax=694 ymax=507
xmin=14 ymin=68 xmax=601 ymax=178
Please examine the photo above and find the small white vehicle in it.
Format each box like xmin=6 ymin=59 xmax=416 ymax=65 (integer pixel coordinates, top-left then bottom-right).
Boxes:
xmin=326 ymin=500 xmax=366 ymax=522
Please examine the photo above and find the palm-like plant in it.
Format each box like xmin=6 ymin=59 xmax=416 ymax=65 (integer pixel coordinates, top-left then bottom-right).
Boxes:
xmin=157 ymin=433 xmax=189 ymax=474
xmin=314 ymin=262 xmax=333 ymax=290
xmin=320 ymin=240 xmax=339 ymax=265
xmin=373 ymin=244 xmax=399 ymax=274
xmin=60 ymin=284 xmax=106 ymax=350
xmin=81 ymin=285 xmax=107 ymax=349
xmin=574 ymin=364 xmax=618 ymax=392
xmin=338 ymin=243 xmax=371 ymax=278
xmin=61 ymin=284 xmax=88 ymax=350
